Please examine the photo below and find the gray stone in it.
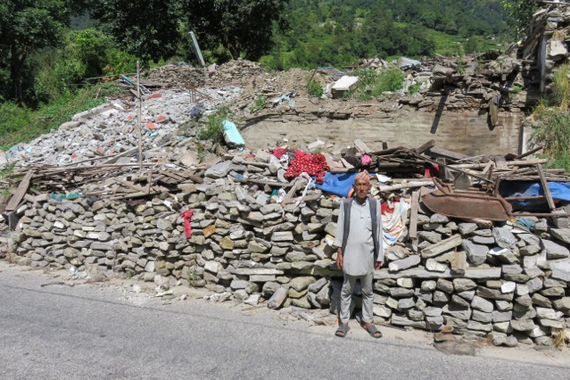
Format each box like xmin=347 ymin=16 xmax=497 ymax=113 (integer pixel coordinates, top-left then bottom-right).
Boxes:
xmin=390 ymin=287 xmax=415 ymax=298
xmin=552 ymin=297 xmax=570 ymax=312
xmin=458 ymin=223 xmax=478 ymax=235
xmin=550 ymin=261 xmax=570 ymax=282
xmin=418 ymin=231 xmax=443 ymax=244
xmin=451 ymin=295 xmax=470 ymax=308
xmin=492 ymin=310 xmax=513 ymax=323
xmin=489 ymin=247 xmax=518 ymax=264
xmin=493 ymin=226 xmax=517 ymax=248
xmin=456 ymin=290 xmax=475 ymax=301
xmin=421 ymin=280 xmax=437 ymax=292
xmin=471 ymin=295 xmax=494 ymax=313
xmin=477 ymin=286 xmax=514 ymax=301
xmin=543 ymin=239 xmax=570 ymax=260
xmin=536 ymin=307 xmax=564 ymax=320
xmin=426 ymin=259 xmax=448 ymax=272
xmin=550 ymin=228 xmax=570 ymax=245
xmin=532 ymin=293 xmax=553 ymax=308
xmin=463 ymin=240 xmax=488 ymax=266
xmin=472 ymin=236 xmax=496 ymax=245
xmin=526 ymin=277 xmax=544 ymax=293
xmin=290 ymin=276 xmax=316 ymax=292
xmin=442 ymin=304 xmax=471 ymax=320
xmin=388 ymin=255 xmax=421 ymax=272
xmin=510 ymin=319 xmax=536 ymax=332
xmin=436 ymin=278 xmax=454 ymax=293
xmin=398 ymin=298 xmax=415 ymax=310
xmin=541 ymin=287 xmax=565 ymax=297
xmin=467 ymin=320 xmax=493 ymax=332
xmin=308 ymin=277 xmax=328 ymax=293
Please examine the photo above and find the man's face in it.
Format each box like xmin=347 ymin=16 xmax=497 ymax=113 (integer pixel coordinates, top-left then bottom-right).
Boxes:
xmin=353 ymin=179 xmax=371 ymax=200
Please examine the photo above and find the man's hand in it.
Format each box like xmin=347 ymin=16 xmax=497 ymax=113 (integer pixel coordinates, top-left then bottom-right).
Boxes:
xmin=374 ymin=261 xmax=383 ymax=270
xmin=336 ymin=250 xmax=343 ymax=269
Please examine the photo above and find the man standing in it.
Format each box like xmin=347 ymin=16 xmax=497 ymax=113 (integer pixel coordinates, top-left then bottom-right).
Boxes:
xmin=333 ymin=170 xmax=384 ymax=338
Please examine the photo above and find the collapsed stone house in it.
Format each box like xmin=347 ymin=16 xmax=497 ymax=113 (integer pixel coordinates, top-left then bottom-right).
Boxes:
xmin=2 ymin=4 xmax=570 ymax=348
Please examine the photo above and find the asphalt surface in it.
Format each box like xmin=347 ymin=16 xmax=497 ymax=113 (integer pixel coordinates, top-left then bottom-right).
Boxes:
xmin=1 ymin=260 xmax=569 ymax=380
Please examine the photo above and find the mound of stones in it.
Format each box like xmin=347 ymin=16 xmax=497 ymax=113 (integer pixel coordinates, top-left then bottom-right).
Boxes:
xmin=7 ymin=151 xmax=570 ymax=348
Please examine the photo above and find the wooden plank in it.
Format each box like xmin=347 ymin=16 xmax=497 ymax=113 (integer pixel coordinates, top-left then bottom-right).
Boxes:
xmin=427 ymin=146 xmax=469 ymax=161
xmin=408 ymin=190 xmax=420 ymax=239
xmin=537 ymin=164 xmax=556 ymax=210
xmin=5 ymin=170 xmax=34 ymax=212
xmin=494 ymin=155 xmax=509 ymax=170
xmin=414 ymin=139 xmax=436 ymax=154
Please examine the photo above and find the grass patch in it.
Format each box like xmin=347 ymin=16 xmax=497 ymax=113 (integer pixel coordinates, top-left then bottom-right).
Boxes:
xmin=249 ymin=94 xmax=267 ymax=113
xmin=0 ymin=83 xmax=121 ymax=151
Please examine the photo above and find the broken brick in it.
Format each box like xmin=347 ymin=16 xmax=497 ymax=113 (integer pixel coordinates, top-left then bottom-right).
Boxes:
xmin=156 ymin=115 xmax=169 ymax=123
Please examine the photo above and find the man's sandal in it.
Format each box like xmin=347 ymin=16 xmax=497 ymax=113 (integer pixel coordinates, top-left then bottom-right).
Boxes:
xmin=335 ymin=324 xmax=350 ymax=338
xmin=362 ymin=324 xmax=382 ymax=339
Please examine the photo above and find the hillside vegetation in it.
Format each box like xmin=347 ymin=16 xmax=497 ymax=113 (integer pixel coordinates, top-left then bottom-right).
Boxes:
xmin=0 ymin=0 xmax=516 ymax=154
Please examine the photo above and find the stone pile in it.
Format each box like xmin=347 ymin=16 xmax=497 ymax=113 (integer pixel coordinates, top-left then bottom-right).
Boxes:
xmin=7 ymin=149 xmax=570 ymax=347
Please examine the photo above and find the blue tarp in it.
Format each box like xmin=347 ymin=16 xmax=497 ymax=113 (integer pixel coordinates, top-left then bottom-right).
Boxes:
xmin=222 ymin=120 xmax=245 ymax=147
xmin=499 ymin=181 xmax=570 ymax=211
xmin=315 ymin=172 xmax=358 ymax=197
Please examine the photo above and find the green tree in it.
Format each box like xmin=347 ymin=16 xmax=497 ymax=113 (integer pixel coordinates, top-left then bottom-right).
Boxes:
xmin=0 ymin=0 xmax=71 ymax=104
xmin=502 ymin=0 xmax=539 ymax=38
xmin=183 ymin=0 xmax=290 ymax=61
xmin=89 ymin=0 xmax=182 ymax=64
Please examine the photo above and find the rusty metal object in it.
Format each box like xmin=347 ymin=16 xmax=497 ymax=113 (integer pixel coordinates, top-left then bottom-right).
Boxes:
xmin=422 ymin=177 xmax=513 ymax=221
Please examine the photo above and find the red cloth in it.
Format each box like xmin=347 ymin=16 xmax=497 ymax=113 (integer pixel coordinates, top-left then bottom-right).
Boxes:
xmin=381 ymin=197 xmax=400 ymax=215
xmin=180 ymin=210 xmax=194 ymax=238
xmin=272 ymin=148 xmax=288 ymax=159
xmin=284 ymin=150 xmax=328 ymax=184
xmin=423 ymin=163 xmax=440 ymax=178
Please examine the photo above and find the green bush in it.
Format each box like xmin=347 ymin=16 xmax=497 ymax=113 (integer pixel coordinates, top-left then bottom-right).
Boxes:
xmin=33 ymin=29 xmax=139 ymax=103
xmin=532 ymin=109 xmax=570 ymax=171
xmin=351 ymin=67 xmax=405 ymax=100
xmin=199 ymin=106 xmax=230 ymax=141
xmin=306 ymin=77 xmax=324 ymax=97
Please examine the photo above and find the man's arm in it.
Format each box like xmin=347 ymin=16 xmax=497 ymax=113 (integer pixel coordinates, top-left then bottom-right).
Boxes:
xmin=333 ymin=201 xmax=346 ymax=270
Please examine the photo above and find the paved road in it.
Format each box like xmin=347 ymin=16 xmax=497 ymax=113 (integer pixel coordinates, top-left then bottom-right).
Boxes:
xmin=1 ymin=261 xmax=569 ymax=380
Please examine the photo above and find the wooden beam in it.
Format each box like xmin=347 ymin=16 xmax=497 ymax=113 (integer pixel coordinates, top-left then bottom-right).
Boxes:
xmin=537 ymin=164 xmax=556 ymax=210
xmin=408 ymin=190 xmax=420 ymax=239
xmin=5 ymin=170 xmax=34 ymax=212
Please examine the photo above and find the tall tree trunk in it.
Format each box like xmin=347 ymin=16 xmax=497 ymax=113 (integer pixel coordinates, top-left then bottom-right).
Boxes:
xmin=10 ymin=44 xmax=27 ymax=106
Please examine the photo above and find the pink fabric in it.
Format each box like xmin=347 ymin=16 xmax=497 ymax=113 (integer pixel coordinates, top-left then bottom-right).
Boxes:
xmin=181 ymin=210 xmax=194 ymax=238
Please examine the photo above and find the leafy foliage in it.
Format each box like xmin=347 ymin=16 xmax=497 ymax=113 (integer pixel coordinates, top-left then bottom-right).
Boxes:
xmin=183 ymin=0 xmax=290 ymax=61
xmin=90 ymin=0 xmax=182 ymax=64
xmin=501 ymin=0 xmax=540 ymax=38
xmin=261 ymin=0 xmax=509 ymax=70
xmin=531 ymin=64 xmax=570 ymax=171
xmin=0 ymin=0 xmax=71 ymax=104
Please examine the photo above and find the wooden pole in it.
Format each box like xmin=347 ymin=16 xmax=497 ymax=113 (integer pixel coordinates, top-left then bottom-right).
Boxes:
xmin=136 ymin=61 xmax=143 ymax=171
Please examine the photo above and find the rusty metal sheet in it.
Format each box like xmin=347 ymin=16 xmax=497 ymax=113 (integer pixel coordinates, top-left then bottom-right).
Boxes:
xmin=421 ymin=178 xmax=512 ymax=221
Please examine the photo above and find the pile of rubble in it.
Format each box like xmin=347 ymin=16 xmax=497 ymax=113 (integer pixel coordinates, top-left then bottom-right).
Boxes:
xmin=3 ymin=3 xmax=570 ymax=349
